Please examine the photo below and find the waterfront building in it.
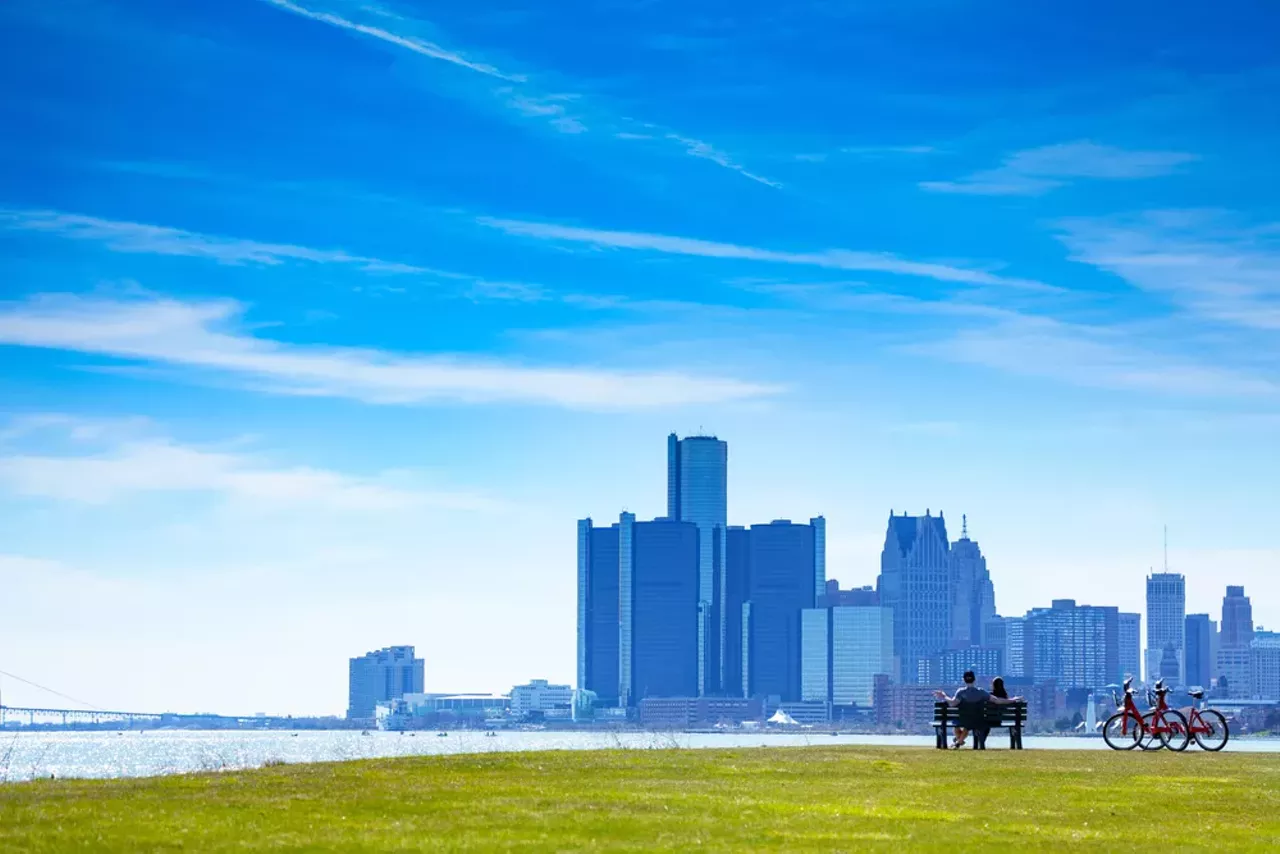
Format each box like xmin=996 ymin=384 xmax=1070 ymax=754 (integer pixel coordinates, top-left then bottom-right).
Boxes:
xmin=509 ymin=679 xmax=574 ymax=718
xmin=347 ymin=646 xmax=424 ymax=721
xmin=1250 ymin=633 xmax=1280 ymax=701
xmin=1024 ymin=599 xmax=1120 ymax=690
xmin=877 ymin=511 xmax=952 ymax=683
xmin=1118 ymin=612 xmax=1142 ymax=683
xmin=637 ymin=696 xmax=763 ymax=729
xmin=948 ymin=516 xmax=996 ymax=649
xmin=1218 ymin=586 xmax=1255 ymax=698
xmin=577 ymin=513 xmax=700 ymax=707
xmin=734 ymin=519 xmax=823 ymax=702
xmin=801 ymin=591 xmax=895 ymax=707
xmin=667 ymin=433 xmax=729 ymax=695
xmin=1184 ymin=614 xmax=1214 ymax=689
xmin=1145 ymin=572 xmax=1185 ymax=685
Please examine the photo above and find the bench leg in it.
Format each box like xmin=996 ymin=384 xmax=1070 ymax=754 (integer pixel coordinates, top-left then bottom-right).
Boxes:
xmin=936 ymin=721 xmax=948 ymax=749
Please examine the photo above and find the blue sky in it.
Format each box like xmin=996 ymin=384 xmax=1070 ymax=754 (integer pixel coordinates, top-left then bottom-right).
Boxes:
xmin=1 ymin=0 xmax=1278 ymax=715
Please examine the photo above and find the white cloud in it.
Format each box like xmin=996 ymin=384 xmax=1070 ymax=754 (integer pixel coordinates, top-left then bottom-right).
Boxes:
xmin=260 ymin=0 xmax=524 ymax=81
xmin=479 ymin=217 xmax=1056 ymax=291
xmin=1057 ymin=210 xmax=1280 ymax=331
xmin=0 ymin=208 xmax=431 ymax=274
xmin=0 ymin=294 xmax=779 ymax=409
xmin=909 ymin=314 xmax=1278 ymax=397
xmin=921 ymin=141 xmax=1197 ymax=196
xmin=665 ymin=134 xmax=782 ymax=188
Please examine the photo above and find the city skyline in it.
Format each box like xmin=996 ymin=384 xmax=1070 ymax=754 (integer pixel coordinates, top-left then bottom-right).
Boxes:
xmin=2 ymin=0 xmax=1279 ymax=715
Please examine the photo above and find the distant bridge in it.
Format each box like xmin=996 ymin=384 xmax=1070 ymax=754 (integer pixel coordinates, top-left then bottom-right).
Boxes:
xmin=0 ymin=705 xmax=306 ymax=730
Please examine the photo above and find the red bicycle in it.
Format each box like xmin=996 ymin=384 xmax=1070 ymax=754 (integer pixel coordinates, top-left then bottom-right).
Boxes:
xmin=1138 ymin=679 xmax=1190 ymax=752
xmin=1182 ymin=688 xmax=1230 ymax=751
xmin=1102 ymin=677 xmax=1145 ymax=750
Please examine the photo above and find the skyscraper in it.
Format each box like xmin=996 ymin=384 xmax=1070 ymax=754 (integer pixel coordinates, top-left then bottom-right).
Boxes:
xmin=948 ymin=516 xmax=996 ymax=648
xmin=736 ymin=519 xmax=822 ymax=702
xmin=1185 ymin=614 xmax=1213 ymax=689
xmin=1145 ymin=572 xmax=1185 ymax=685
xmin=347 ymin=646 xmax=424 ymax=720
xmin=1024 ymin=599 xmax=1120 ymax=690
xmin=983 ymin=616 xmax=1028 ymax=678
xmin=877 ymin=511 xmax=951 ymax=683
xmin=1119 ymin=612 xmax=1142 ymax=683
xmin=577 ymin=513 xmax=700 ymax=707
xmin=1218 ymin=586 xmax=1254 ymax=698
xmin=667 ymin=433 xmax=728 ymax=696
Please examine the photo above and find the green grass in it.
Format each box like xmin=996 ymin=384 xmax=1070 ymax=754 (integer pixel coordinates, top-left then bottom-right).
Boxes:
xmin=2 ymin=746 xmax=1279 ymax=852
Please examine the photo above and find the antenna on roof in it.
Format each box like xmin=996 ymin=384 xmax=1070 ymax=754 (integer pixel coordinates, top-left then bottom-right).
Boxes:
xmin=1163 ymin=525 xmax=1169 ymax=573
xmin=962 ymin=514 xmax=968 ymax=539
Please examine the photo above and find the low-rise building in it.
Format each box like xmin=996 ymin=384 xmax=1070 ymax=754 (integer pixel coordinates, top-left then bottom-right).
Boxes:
xmin=872 ymin=674 xmax=938 ymax=732
xmin=637 ymin=697 xmax=763 ymax=729
xmin=509 ymin=679 xmax=574 ymax=718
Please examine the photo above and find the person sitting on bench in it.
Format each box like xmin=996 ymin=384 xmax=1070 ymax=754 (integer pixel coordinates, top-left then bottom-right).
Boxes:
xmin=934 ymin=672 xmax=1022 ymax=749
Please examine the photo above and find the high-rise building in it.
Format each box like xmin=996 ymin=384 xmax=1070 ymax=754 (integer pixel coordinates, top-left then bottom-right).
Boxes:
xmin=347 ymin=646 xmax=424 ymax=720
xmin=801 ymin=592 xmax=894 ymax=707
xmin=667 ymin=433 xmax=728 ymax=696
xmin=1218 ymin=586 xmax=1254 ymax=698
xmin=1184 ymin=614 xmax=1213 ymax=690
xmin=983 ymin=616 xmax=1028 ymax=679
xmin=948 ymin=516 xmax=996 ymax=649
xmin=820 ymin=580 xmax=878 ymax=607
xmin=577 ymin=514 xmax=700 ymax=707
xmin=723 ymin=526 xmax=750 ymax=698
xmin=1024 ymin=599 xmax=1120 ymax=690
xmin=919 ymin=646 xmax=1003 ymax=686
xmin=1145 ymin=572 xmax=1185 ymax=685
xmin=735 ymin=519 xmax=822 ymax=702
xmin=877 ymin=511 xmax=951 ymax=682
xmin=1119 ymin=612 xmax=1142 ymax=683
xmin=1250 ymin=633 xmax=1280 ymax=701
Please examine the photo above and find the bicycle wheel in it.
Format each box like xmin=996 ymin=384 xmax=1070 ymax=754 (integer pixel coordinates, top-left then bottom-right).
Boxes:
xmin=1193 ymin=709 xmax=1229 ymax=752
xmin=1139 ymin=711 xmax=1164 ymax=750
xmin=1103 ymin=712 xmax=1143 ymax=750
xmin=1161 ymin=709 xmax=1190 ymax=752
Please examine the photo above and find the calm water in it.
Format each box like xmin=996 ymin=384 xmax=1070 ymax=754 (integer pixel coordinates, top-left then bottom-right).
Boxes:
xmin=2 ymin=730 xmax=1277 ymax=783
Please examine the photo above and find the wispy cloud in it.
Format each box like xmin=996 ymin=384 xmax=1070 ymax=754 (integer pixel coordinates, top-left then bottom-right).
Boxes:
xmin=258 ymin=0 xmax=774 ymax=185
xmin=666 ymin=134 xmax=782 ymax=188
xmin=1057 ymin=210 xmax=1280 ymax=331
xmin=0 ymin=295 xmax=780 ymax=409
xmin=909 ymin=314 xmax=1277 ymax=397
xmin=260 ymin=0 xmax=523 ymax=81
xmin=921 ymin=141 xmax=1197 ymax=196
xmin=0 ymin=208 xmax=431 ymax=274
xmin=479 ymin=217 xmax=1056 ymax=291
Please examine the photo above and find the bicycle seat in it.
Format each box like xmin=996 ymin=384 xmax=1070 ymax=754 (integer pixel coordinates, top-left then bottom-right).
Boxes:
xmin=1189 ymin=689 xmax=1205 ymax=700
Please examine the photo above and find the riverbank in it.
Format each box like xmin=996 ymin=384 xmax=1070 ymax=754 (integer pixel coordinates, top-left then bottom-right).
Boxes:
xmin=3 ymin=746 xmax=1279 ymax=851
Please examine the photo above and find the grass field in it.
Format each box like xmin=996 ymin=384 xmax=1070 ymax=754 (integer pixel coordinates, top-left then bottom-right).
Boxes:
xmin=2 ymin=746 xmax=1279 ymax=851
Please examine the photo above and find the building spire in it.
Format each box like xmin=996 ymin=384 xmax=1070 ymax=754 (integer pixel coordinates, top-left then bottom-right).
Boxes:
xmin=962 ymin=514 xmax=968 ymax=539
xmin=1163 ymin=525 xmax=1169 ymax=573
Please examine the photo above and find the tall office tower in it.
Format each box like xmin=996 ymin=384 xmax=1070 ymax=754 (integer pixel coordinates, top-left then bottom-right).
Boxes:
xmin=801 ymin=595 xmax=895 ymax=707
xmin=1218 ymin=586 xmax=1255 ymax=697
xmin=1024 ymin=600 xmax=1121 ymax=690
xmin=734 ymin=519 xmax=822 ymax=702
xmin=578 ymin=513 xmax=700 ymax=707
xmin=947 ymin=516 xmax=996 ymax=648
xmin=723 ymin=526 xmax=750 ymax=698
xmin=1145 ymin=572 xmax=1186 ymax=685
xmin=577 ymin=518 xmax=621 ymax=706
xmin=667 ymin=433 xmax=728 ymax=696
xmin=347 ymin=646 xmax=424 ymax=720
xmin=877 ymin=511 xmax=951 ymax=683
xmin=1184 ymin=614 xmax=1214 ymax=689
xmin=1118 ymin=612 xmax=1142 ymax=682
xmin=982 ymin=615 xmax=1028 ymax=679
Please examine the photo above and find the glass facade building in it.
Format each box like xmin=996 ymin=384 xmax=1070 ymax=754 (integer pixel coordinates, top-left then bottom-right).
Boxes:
xmin=801 ymin=602 xmax=894 ymax=707
xmin=738 ymin=519 xmax=821 ymax=702
xmin=1184 ymin=613 xmax=1214 ymax=690
xmin=876 ymin=511 xmax=952 ymax=683
xmin=577 ymin=513 xmax=699 ymax=707
xmin=948 ymin=519 xmax=996 ymax=649
xmin=667 ymin=433 xmax=728 ymax=696
xmin=1024 ymin=599 xmax=1120 ymax=690
xmin=347 ymin=646 xmax=424 ymax=720
xmin=1145 ymin=572 xmax=1185 ymax=686
xmin=1118 ymin=612 xmax=1142 ymax=683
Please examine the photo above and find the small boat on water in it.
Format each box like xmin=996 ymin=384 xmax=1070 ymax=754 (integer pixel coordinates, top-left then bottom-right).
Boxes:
xmin=360 ymin=730 xmax=370 ymax=736
xmin=437 ymin=732 xmax=448 ymax=737
xmin=485 ymin=731 xmax=497 ymax=737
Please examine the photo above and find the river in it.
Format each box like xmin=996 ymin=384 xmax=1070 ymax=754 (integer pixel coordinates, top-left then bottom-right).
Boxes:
xmin=2 ymin=730 xmax=1277 ymax=783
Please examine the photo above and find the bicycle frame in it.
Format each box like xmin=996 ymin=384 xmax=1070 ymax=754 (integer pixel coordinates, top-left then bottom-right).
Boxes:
xmin=1111 ymin=686 xmax=1144 ymax=735
xmin=1145 ymin=687 xmax=1179 ymax=736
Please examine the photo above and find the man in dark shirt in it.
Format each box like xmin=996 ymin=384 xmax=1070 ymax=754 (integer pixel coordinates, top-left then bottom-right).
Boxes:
xmin=934 ymin=671 xmax=989 ymax=749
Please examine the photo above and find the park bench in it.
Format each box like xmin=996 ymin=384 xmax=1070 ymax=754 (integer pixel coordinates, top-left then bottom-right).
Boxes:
xmin=933 ymin=700 xmax=1027 ymax=750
